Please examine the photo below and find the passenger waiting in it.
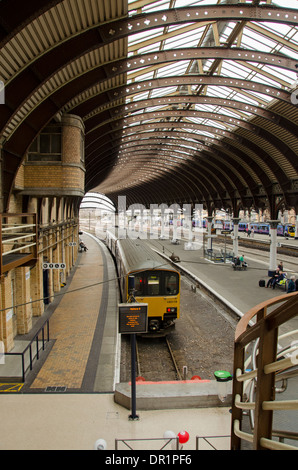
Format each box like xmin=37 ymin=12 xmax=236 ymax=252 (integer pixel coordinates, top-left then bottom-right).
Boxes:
xmin=266 ymin=268 xmax=284 ymax=289
xmin=287 ymin=275 xmax=296 ymax=294
xmin=232 ymin=256 xmax=241 ymax=267
xmin=239 ymin=254 xmax=248 ymax=268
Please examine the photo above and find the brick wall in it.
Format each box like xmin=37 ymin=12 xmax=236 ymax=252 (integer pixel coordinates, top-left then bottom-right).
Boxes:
xmin=0 ymin=113 xmax=85 ymax=351
xmin=22 ymin=113 xmax=85 ymax=197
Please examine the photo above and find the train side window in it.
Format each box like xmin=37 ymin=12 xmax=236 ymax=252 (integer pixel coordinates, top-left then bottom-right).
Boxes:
xmin=164 ymin=273 xmax=179 ymax=295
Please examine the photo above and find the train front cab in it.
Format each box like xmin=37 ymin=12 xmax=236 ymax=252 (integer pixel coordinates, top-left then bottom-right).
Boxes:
xmin=127 ymin=269 xmax=180 ymax=334
xmin=284 ymin=224 xmax=295 ymax=237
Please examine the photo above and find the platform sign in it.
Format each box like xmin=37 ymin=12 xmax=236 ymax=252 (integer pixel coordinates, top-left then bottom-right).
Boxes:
xmin=118 ymin=303 xmax=148 ymax=334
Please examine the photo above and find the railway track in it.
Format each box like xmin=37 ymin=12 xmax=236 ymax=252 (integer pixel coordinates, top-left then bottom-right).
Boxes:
xmin=135 ymin=336 xmax=182 ymax=382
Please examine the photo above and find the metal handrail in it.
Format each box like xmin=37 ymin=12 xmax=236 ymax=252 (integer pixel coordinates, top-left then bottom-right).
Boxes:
xmin=0 ymin=213 xmax=38 ymax=275
xmin=115 ymin=437 xmax=179 ymax=450
xmin=196 ymin=435 xmax=230 ymax=450
xmin=3 ymin=243 xmax=37 ymax=256
xmin=3 ymin=320 xmax=50 ymax=382
xmin=2 ymin=224 xmax=36 ymax=231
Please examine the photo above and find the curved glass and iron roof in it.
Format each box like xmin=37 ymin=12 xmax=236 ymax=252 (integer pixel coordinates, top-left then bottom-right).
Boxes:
xmin=0 ymin=0 xmax=298 ymax=216
xmin=80 ymin=192 xmax=116 ymax=213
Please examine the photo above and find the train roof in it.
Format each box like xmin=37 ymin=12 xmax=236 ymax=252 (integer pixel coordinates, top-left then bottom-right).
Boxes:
xmin=117 ymin=238 xmax=178 ymax=274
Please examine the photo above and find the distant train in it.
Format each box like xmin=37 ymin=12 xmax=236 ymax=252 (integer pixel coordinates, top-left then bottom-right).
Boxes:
xmin=236 ymin=222 xmax=295 ymax=237
xmin=106 ymin=231 xmax=180 ymax=334
xmin=193 ymin=219 xmax=295 ymax=237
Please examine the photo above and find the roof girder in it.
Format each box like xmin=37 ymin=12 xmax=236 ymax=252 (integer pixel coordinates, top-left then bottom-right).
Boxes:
xmin=0 ymin=2 xmax=298 ymax=214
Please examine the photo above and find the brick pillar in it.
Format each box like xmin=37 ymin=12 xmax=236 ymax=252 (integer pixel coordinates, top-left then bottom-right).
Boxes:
xmin=47 ymin=232 xmax=55 ymax=303
xmin=30 ymin=259 xmax=44 ymax=317
xmin=15 ymin=267 xmax=32 ymax=335
xmin=0 ymin=273 xmax=14 ymax=351
xmin=73 ymin=227 xmax=79 ymax=264
xmin=64 ymin=225 xmax=70 ymax=277
xmin=57 ymin=226 xmax=64 ymax=288
xmin=52 ymin=232 xmax=60 ymax=292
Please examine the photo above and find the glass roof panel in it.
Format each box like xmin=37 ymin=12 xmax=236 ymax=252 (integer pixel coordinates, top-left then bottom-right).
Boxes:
xmin=125 ymin=0 xmax=298 ymax=171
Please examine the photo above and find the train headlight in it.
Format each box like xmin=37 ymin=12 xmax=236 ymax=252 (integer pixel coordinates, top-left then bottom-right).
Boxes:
xmin=149 ymin=319 xmax=159 ymax=331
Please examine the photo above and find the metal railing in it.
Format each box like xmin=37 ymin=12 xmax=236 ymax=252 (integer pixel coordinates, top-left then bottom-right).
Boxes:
xmin=3 ymin=320 xmax=50 ymax=382
xmin=115 ymin=437 xmax=180 ymax=450
xmin=196 ymin=435 xmax=230 ymax=450
xmin=231 ymin=292 xmax=298 ymax=450
xmin=204 ymin=248 xmax=225 ymax=263
xmin=0 ymin=213 xmax=38 ymax=275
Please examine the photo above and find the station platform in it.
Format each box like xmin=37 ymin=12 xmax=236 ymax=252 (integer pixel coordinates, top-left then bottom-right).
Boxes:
xmin=0 ymin=231 xmax=296 ymax=450
xmin=147 ymin=233 xmax=298 ymax=318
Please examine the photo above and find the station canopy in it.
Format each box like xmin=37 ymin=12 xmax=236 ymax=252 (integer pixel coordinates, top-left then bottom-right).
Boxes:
xmin=80 ymin=192 xmax=116 ymax=213
xmin=1 ymin=0 xmax=298 ymax=216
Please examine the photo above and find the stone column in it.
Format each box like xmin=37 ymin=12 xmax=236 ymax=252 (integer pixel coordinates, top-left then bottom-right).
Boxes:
xmin=15 ymin=267 xmax=32 ymax=335
xmin=186 ymin=205 xmax=193 ymax=243
xmin=52 ymin=232 xmax=60 ymax=292
xmin=206 ymin=216 xmax=213 ymax=250
xmin=232 ymin=218 xmax=241 ymax=257
xmin=268 ymin=220 xmax=280 ymax=275
xmin=149 ymin=206 xmax=154 ymax=238
xmin=160 ymin=205 xmax=167 ymax=239
xmin=0 ymin=274 xmax=15 ymax=351
xmin=172 ymin=205 xmax=179 ymax=242
xmin=30 ymin=260 xmax=44 ymax=317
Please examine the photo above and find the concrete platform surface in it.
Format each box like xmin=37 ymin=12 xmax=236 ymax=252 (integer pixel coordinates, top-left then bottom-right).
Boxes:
xmin=0 ymin=393 xmax=231 ymax=450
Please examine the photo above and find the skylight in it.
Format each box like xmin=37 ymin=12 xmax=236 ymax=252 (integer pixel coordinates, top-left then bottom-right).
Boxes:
xmin=103 ymin=0 xmax=298 ymax=192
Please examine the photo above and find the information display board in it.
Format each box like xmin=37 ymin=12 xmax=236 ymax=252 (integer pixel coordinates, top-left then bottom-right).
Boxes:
xmin=118 ymin=303 xmax=148 ymax=334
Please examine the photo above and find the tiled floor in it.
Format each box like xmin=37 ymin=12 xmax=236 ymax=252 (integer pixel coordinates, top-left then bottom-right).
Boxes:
xmin=31 ymin=235 xmax=105 ymax=390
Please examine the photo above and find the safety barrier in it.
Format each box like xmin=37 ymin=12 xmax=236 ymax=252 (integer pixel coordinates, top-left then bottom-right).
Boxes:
xmin=2 ymin=320 xmax=50 ymax=382
xmin=115 ymin=436 xmax=179 ymax=450
xmin=196 ymin=435 xmax=230 ymax=450
xmin=0 ymin=213 xmax=38 ymax=276
xmin=204 ymin=248 xmax=224 ymax=263
xmin=231 ymin=292 xmax=298 ymax=450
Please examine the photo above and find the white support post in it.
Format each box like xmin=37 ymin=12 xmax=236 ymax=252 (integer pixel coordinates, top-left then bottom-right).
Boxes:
xmin=232 ymin=218 xmax=241 ymax=257
xmin=206 ymin=216 xmax=213 ymax=250
xmin=268 ymin=220 xmax=279 ymax=275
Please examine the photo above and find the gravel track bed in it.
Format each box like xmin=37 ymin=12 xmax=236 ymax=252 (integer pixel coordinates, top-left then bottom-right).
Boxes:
xmin=120 ymin=276 xmax=237 ymax=382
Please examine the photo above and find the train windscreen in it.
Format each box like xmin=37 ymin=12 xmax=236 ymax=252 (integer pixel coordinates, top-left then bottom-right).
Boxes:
xmin=134 ymin=271 xmax=179 ymax=296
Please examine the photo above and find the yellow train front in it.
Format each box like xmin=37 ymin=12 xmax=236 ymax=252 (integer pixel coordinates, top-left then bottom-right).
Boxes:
xmin=127 ymin=265 xmax=180 ymax=334
xmin=107 ymin=232 xmax=180 ymax=334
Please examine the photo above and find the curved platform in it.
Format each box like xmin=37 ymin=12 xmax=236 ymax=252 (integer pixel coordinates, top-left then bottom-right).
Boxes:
xmin=0 ymin=231 xmax=296 ymax=450
xmin=0 ymin=232 xmax=120 ymax=393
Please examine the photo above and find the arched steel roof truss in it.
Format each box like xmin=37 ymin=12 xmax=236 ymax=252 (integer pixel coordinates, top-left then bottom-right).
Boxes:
xmin=0 ymin=1 xmax=298 ymax=217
